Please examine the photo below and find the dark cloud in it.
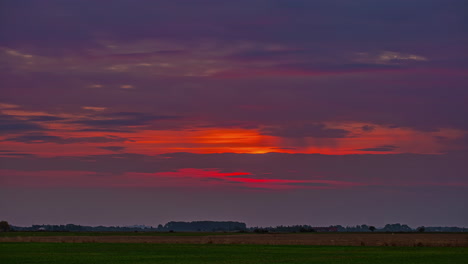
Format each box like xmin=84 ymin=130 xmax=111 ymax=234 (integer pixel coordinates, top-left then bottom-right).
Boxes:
xmin=0 ymin=0 xmax=466 ymax=133
xmin=361 ymin=125 xmax=375 ymax=132
xmin=1 ymin=0 xmax=465 ymax=56
xmin=26 ymin=115 xmax=67 ymax=122
xmin=261 ymin=124 xmax=350 ymax=138
xmin=434 ymin=133 xmax=468 ymax=149
xmin=78 ymin=128 xmax=134 ymax=133
xmin=270 ymin=147 xmax=298 ymax=150
xmin=0 ymin=114 xmax=47 ymax=135
xmin=87 ymin=50 xmax=187 ymax=61
xmin=356 ymin=145 xmax=399 ymax=152
xmin=276 ymin=63 xmax=403 ymax=73
xmin=226 ymin=49 xmax=309 ymax=62
xmin=0 ymin=153 xmax=35 ymax=157
xmin=0 ymin=150 xmax=35 ymax=157
xmin=212 ymin=63 xmax=404 ymax=79
xmin=71 ymin=112 xmax=181 ymax=129
xmin=98 ymin=146 xmax=126 ymax=152
xmin=4 ymin=133 xmax=131 ymax=144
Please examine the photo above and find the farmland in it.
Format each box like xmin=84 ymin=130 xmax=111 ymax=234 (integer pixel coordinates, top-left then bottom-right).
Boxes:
xmin=0 ymin=231 xmax=242 ymax=237
xmin=1 ymin=242 xmax=468 ymax=264
xmin=1 ymin=232 xmax=467 ymax=247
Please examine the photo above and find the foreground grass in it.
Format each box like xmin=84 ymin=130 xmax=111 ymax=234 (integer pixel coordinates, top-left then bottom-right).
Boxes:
xmin=1 ymin=243 xmax=467 ymax=264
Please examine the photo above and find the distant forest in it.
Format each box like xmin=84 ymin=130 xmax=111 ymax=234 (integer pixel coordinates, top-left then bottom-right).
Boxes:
xmin=4 ymin=221 xmax=467 ymax=233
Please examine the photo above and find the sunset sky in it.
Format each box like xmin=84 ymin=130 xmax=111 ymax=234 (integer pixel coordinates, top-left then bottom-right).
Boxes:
xmin=1 ymin=0 xmax=467 ymax=227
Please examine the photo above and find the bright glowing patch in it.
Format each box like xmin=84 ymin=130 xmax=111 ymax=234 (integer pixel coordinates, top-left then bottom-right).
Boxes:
xmin=82 ymin=106 xmax=107 ymax=111
xmin=0 ymin=103 xmax=20 ymax=109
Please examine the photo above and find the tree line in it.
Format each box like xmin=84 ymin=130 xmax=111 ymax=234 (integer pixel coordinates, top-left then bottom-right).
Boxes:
xmin=1 ymin=220 xmax=466 ymax=233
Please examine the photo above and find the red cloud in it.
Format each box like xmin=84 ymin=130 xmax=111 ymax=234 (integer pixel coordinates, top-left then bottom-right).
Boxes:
xmin=154 ymin=168 xmax=251 ymax=178
xmin=145 ymin=168 xmax=362 ymax=190
xmin=0 ymin=167 xmax=362 ymax=190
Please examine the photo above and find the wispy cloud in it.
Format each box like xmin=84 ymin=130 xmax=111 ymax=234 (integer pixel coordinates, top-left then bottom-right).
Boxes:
xmin=356 ymin=145 xmax=399 ymax=152
xmin=4 ymin=133 xmax=131 ymax=144
xmin=82 ymin=106 xmax=107 ymax=111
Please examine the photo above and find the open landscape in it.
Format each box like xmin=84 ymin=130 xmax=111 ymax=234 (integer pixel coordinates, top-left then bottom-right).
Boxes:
xmin=2 ymin=231 xmax=467 ymax=263
xmin=2 ymin=0 xmax=467 ymax=263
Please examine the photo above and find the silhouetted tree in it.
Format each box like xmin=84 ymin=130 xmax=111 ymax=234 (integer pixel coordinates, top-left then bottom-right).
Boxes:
xmin=253 ymin=228 xmax=268 ymax=234
xmin=369 ymin=226 xmax=376 ymax=232
xmin=0 ymin=221 xmax=11 ymax=232
xmin=164 ymin=221 xmax=247 ymax=232
xmin=417 ymin=226 xmax=425 ymax=233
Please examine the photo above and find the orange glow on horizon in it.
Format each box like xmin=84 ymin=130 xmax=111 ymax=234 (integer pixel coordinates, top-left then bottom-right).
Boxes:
xmin=0 ymin=109 xmax=464 ymax=157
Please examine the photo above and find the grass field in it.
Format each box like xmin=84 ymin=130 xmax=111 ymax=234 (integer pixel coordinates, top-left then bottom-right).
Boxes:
xmin=1 ymin=243 xmax=467 ymax=264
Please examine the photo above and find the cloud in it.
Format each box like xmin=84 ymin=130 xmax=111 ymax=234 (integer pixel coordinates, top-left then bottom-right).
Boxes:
xmin=88 ymin=84 xmax=104 ymax=88
xmin=210 ymin=62 xmax=403 ymax=78
xmin=98 ymin=146 xmax=126 ymax=152
xmin=4 ymin=133 xmax=131 ymax=144
xmin=0 ymin=150 xmax=35 ymax=157
xmin=82 ymin=106 xmax=107 ymax=111
xmin=0 ymin=103 xmax=20 ymax=109
xmin=356 ymin=145 xmax=399 ymax=152
xmin=154 ymin=168 xmax=251 ymax=178
xmin=150 ymin=168 xmax=358 ymax=190
xmin=88 ymin=50 xmax=186 ymax=62
xmin=0 ymin=152 xmax=466 ymax=190
xmin=0 ymin=0 xmax=466 ymax=135
xmin=355 ymin=51 xmax=429 ymax=65
xmin=0 ymin=0 xmax=467 ymax=228
xmin=0 ymin=167 xmax=359 ymax=190
xmin=3 ymin=48 xmax=34 ymax=59
xmin=226 ymin=48 xmax=308 ymax=62
xmin=434 ymin=133 xmax=468 ymax=150
xmin=70 ymin=112 xmax=181 ymax=129
xmin=1 ymin=0 xmax=464 ymax=59
xmin=378 ymin=51 xmax=428 ymax=62
xmin=25 ymin=115 xmax=67 ymax=122
xmin=361 ymin=125 xmax=375 ymax=132
xmin=0 ymin=114 xmax=47 ymax=134
xmin=78 ymin=128 xmax=134 ymax=133
xmin=261 ymin=124 xmax=350 ymax=138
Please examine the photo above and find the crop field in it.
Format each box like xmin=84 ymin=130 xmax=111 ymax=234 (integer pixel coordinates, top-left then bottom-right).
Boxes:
xmin=1 ymin=232 xmax=467 ymax=247
xmin=1 ymin=242 xmax=467 ymax=264
xmin=0 ymin=231 xmax=243 ymax=237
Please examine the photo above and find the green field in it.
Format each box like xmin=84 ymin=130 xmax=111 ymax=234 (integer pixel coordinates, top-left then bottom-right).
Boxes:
xmin=1 ymin=243 xmax=467 ymax=264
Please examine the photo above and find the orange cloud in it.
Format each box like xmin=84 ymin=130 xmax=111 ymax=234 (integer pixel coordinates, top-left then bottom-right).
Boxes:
xmin=1 ymin=107 xmax=464 ymax=157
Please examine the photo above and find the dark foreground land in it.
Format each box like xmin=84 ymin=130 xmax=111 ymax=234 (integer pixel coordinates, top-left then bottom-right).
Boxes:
xmin=1 ymin=243 xmax=467 ymax=264
xmin=1 ymin=232 xmax=467 ymax=247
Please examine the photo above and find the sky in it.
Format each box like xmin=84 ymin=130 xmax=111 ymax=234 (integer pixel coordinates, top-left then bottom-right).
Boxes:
xmin=0 ymin=0 xmax=467 ymax=228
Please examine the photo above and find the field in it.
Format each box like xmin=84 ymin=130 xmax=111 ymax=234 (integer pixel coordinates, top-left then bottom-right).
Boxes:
xmin=2 ymin=233 xmax=467 ymax=263
xmin=1 ymin=243 xmax=468 ymax=264
xmin=0 ymin=231 xmax=242 ymax=237
xmin=1 ymin=232 xmax=467 ymax=247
